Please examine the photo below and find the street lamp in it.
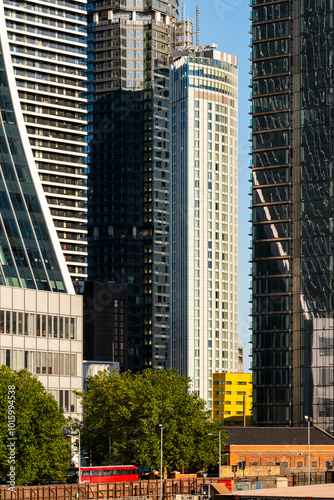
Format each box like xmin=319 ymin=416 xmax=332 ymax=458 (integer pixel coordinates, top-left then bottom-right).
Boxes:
xmin=208 ymin=430 xmax=221 ymax=477
xmin=305 ymin=416 xmax=313 ymax=485
xmin=159 ymin=424 xmax=165 ymax=500
xmin=78 ymin=429 xmax=81 ymax=484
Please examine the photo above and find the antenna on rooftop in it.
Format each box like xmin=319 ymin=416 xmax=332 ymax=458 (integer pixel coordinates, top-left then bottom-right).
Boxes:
xmin=196 ymin=5 xmax=200 ymax=46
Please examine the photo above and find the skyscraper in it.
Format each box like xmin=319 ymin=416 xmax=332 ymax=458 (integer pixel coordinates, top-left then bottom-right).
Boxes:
xmin=86 ymin=1 xmax=180 ymax=370
xmin=0 ymin=0 xmax=84 ymax=415
xmin=251 ymin=0 xmax=334 ymax=430
xmin=3 ymin=0 xmax=88 ymax=282
xmin=170 ymin=46 xmax=239 ymax=404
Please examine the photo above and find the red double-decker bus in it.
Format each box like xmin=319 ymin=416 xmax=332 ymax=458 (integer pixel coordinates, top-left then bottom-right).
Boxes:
xmin=67 ymin=465 xmax=139 ymax=484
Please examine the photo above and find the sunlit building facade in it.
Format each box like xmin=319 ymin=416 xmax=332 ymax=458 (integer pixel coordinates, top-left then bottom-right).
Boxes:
xmin=3 ymin=0 xmax=88 ymax=281
xmin=251 ymin=0 xmax=334 ymax=431
xmin=0 ymin=0 xmax=84 ymax=416
xmin=170 ymin=46 xmax=238 ymax=404
xmin=213 ymin=372 xmax=253 ymax=426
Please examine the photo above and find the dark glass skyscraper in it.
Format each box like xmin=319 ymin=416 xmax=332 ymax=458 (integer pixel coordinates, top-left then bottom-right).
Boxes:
xmin=251 ymin=0 xmax=334 ymax=430
xmin=86 ymin=1 xmax=179 ymax=370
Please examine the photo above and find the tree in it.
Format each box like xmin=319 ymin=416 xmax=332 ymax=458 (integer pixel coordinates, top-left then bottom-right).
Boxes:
xmin=0 ymin=366 xmax=70 ymax=486
xmin=78 ymin=368 xmax=225 ymax=473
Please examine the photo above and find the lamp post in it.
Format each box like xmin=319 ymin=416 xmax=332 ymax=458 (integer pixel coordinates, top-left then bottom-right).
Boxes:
xmin=159 ymin=424 xmax=165 ymax=500
xmin=78 ymin=429 xmax=81 ymax=484
xmin=208 ymin=431 xmax=221 ymax=477
xmin=305 ymin=416 xmax=313 ymax=485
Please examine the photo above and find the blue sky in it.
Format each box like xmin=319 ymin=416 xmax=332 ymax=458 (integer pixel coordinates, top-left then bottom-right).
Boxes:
xmin=186 ymin=0 xmax=252 ymax=369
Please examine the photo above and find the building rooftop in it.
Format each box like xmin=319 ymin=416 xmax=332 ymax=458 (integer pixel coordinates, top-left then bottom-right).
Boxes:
xmin=226 ymin=426 xmax=334 ymax=446
xmin=237 ymin=483 xmax=334 ymax=498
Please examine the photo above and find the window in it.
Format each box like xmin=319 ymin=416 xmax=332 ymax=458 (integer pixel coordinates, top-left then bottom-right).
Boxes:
xmin=70 ymin=318 xmax=76 ymax=339
xmin=59 ymin=317 xmax=64 ymax=338
xmin=5 ymin=311 xmax=11 ymax=333
xmin=297 ymin=462 xmax=303 ymax=468
xmin=36 ymin=314 xmax=41 ymax=336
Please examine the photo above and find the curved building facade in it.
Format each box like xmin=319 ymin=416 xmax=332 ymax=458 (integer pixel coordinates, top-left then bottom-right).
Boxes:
xmin=2 ymin=0 xmax=88 ymax=282
xmin=0 ymin=0 xmax=85 ymax=416
xmin=170 ymin=47 xmax=239 ymax=404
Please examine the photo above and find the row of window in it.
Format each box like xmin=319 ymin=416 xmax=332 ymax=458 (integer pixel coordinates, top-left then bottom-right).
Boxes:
xmin=81 ymin=469 xmax=136 ymax=477
xmin=214 ymin=401 xmax=246 ymax=406
xmin=0 ymin=310 xmax=77 ymax=339
xmin=213 ymin=380 xmax=250 ymax=385
xmin=49 ymin=389 xmax=77 ymax=413
xmin=0 ymin=349 xmax=77 ymax=376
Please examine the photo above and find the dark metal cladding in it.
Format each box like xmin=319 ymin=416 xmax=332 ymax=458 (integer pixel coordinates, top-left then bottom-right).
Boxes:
xmin=251 ymin=0 xmax=334 ymax=431
xmin=86 ymin=1 xmax=177 ymax=370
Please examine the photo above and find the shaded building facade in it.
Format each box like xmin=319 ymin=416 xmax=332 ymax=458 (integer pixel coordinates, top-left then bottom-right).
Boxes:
xmin=86 ymin=1 xmax=179 ymax=370
xmin=83 ymin=281 xmax=128 ymax=371
xmin=251 ymin=0 xmax=334 ymax=430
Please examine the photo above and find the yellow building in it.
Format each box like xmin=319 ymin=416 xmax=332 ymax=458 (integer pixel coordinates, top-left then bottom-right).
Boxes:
xmin=213 ymin=373 xmax=253 ymax=426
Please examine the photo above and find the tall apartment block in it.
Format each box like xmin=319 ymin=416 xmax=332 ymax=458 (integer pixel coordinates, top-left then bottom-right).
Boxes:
xmin=251 ymin=0 xmax=334 ymax=431
xmin=86 ymin=1 xmax=181 ymax=370
xmin=0 ymin=0 xmax=85 ymax=416
xmin=170 ymin=46 xmax=239 ymax=405
xmin=3 ymin=0 xmax=88 ymax=282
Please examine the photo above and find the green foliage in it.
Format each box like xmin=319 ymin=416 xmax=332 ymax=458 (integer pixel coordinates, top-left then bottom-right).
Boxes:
xmin=0 ymin=366 xmax=70 ymax=485
xmin=78 ymin=368 xmax=225 ymax=472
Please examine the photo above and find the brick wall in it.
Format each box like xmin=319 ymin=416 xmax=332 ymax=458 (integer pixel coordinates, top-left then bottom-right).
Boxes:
xmin=228 ymin=444 xmax=334 ymax=469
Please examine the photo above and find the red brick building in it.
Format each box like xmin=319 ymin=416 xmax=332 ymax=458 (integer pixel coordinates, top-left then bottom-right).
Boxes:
xmin=225 ymin=426 xmax=334 ymax=470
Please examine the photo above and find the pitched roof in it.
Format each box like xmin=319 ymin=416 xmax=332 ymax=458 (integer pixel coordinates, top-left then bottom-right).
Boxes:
xmin=225 ymin=426 xmax=334 ymax=446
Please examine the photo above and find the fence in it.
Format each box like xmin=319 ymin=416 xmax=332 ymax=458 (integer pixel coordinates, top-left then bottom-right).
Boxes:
xmin=1 ymin=472 xmax=333 ymax=500
xmin=0 ymin=478 xmax=211 ymax=500
xmin=292 ymin=471 xmax=327 ymax=486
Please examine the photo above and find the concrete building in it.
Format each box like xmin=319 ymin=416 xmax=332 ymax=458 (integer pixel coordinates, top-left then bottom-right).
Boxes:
xmin=212 ymin=372 xmax=252 ymax=426
xmin=170 ymin=46 xmax=238 ymax=404
xmin=0 ymin=0 xmax=85 ymax=416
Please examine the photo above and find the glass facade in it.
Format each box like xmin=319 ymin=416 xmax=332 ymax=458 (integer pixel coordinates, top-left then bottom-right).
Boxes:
xmin=0 ymin=40 xmax=66 ymax=292
xmin=86 ymin=1 xmax=178 ymax=370
xmin=3 ymin=0 xmax=88 ymax=282
xmin=251 ymin=0 xmax=334 ymax=431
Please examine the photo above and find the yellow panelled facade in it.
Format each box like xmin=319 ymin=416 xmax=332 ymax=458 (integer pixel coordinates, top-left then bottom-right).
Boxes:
xmin=212 ymin=372 xmax=253 ymax=426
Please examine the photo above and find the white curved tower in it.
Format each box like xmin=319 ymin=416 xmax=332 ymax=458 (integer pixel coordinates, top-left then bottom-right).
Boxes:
xmin=2 ymin=0 xmax=87 ymax=282
xmin=170 ymin=46 xmax=239 ymax=405
xmin=0 ymin=0 xmax=85 ymax=416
